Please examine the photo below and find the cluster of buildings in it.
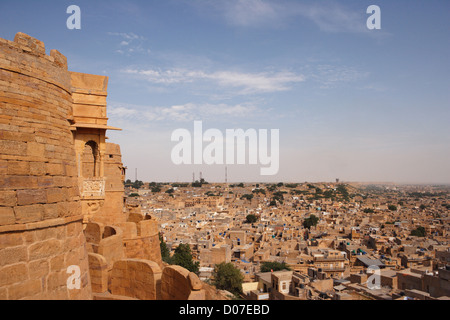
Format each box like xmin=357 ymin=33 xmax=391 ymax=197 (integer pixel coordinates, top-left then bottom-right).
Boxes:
xmin=127 ymin=181 xmax=450 ymax=300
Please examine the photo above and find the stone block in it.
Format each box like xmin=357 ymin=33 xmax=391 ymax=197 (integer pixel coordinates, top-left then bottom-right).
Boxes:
xmin=46 ymin=188 xmax=64 ymax=203
xmin=0 ymin=140 xmax=27 ymax=156
xmin=46 ymin=271 xmax=65 ymax=291
xmin=17 ymin=189 xmax=47 ymax=206
xmin=27 ymin=142 xmax=45 ymax=158
xmin=0 ymin=232 xmax=23 ymax=250
xmin=43 ymin=203 xmax=59 ymax=220
xmin=0 ymin=245 xmax=28 ymax=267
xmin=29 ymin=162 xmax=46 ymax=176
xmin=7 ymin=161 xmax=30 ymax=175
xmin=28 ymin=238 xmax=62 ymax=260
xmin=28 ymin=259 xmax=49 ymax=279
xmin=0 ymin=190 xmax=17 ymax=207
xmin=4 ymin=176 xmax=38 ymax=190
xmin=50 ymin=254 xmax=65 ymax=272
xmin=0 ymin=263 xmax=28 ymax=287
xmin=46 ymin=162 xmax=65 ymax=176
xmin=0 ymin=207 xmax=15 ymax=226
xmin=8 ymin=279 xmax=42 ymax=300
xmin=14 ymin=204 xmax=43 ymax=223
xmin=37 ymin=176 xmax=54 ymax=188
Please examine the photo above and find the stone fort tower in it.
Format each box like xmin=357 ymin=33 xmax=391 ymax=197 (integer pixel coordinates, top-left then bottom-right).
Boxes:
xmin=0 ymin=33 xmax=210 ymax=300
xmin=0 ymin=33 xmax=92 ymax=299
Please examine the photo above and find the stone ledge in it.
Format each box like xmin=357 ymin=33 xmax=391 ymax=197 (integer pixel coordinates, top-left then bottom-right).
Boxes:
xmin=0 ymin=214 xmax=84 ymax=234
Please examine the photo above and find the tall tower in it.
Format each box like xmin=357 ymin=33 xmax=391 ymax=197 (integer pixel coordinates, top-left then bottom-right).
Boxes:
xmin=0 ymin=32 xmax=93 ymax=299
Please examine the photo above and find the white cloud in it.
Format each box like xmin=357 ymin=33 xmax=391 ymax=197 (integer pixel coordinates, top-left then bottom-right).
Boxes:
xmin=108 ymin=32 xmax=145 ymax=41
xmin=107 ymin=32 xmax=151 ymax=55
xmin=309 ymin=64 xmax=369 ymax=88
xmin=192 ymin=0 xmax=369 ymax=33
xmin=222 ymin=0 xmax=281 ymax=27
xmin=108 ymin=102 xmax=259 ymax=123
xmin=297 ymin=3 xmax=367 ymax=34
xmin=122 ymin=68 xmax=304 ymax=94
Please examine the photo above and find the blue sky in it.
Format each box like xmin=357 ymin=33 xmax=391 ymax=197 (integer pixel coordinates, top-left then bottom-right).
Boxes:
xmin=1 ymin=0 xmax=449 ymax=183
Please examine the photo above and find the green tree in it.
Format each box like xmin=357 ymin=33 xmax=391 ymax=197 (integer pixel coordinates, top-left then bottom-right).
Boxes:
xmin=131 ymin=180 xmax=144 ymax=189
xmin=159 ymin=233 xmax=172 ymax=264
xmin=151 ymin=186 xmax=162 ymax=193
xmin=410 ymin=226 xmax=426 ymax=237
xmin=260 ymin=261 xmax=291 ymax=273
xmin=213 ymin=263 xmax=244 ymax=296
xmin=323 ymin=190 xmax=334 ymax=198
xmin=171 ymin=243 xmax=200 ymax=274
xmin=240 ymin=194 xmax=254 ymax=201
xmin=336 ymin=184 xmax=350 ymax=201
xmin=388 ymin=205 xmax=397 ymax=211
xmin=245 ymin=214 xmax=258 ymax=224
xmin=303 ymin=214 xmax=319 ymax=229
xmin=252 ymin=188 xmax=266 ymax=195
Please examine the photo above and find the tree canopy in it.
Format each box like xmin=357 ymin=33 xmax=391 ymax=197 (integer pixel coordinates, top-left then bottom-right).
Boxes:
xmin=303 ymin=214 xmax=319 ymax=229
xmin=260 ymin=261 xmax=291 ymax=273
xmin=245 ymin=214 xmax=258 ymax=224
xmin=213 ymin=262 xmax=244 ymax=296
xmin=410 ymin=226 xmax=426 ymax=237
xmin=171 ymin=243 xmax=200 ymax=274
xmin=159 ymin=233 xmax=171 ymax=264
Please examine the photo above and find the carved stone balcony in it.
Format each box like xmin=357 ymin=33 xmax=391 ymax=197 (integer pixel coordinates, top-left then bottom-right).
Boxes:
xmin=81 ymin=178 xmax=106 ymax=198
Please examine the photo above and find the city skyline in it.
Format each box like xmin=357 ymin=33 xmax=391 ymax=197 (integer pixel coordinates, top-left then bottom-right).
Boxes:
xmin=1 ymin=0 xmax=449 ymax=184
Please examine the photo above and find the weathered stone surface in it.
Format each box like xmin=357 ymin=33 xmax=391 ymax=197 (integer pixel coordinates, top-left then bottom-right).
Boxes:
xmin=188 ymin=272 xmax=203 ymax=291
xmin=14 ymin=204 xmax=43 ymax=223
xmin=161 ymin=265 xmax=201 ymax=300
xmin=14 ymin=32 xmax=46 ymax=56
xmin=88 ymin=253 xmax=108 ymax=294
xmin=0 ymin=191 xmax=16 ymax=207
xmin=0 ymin=207 xmax=15 ymax=226
xmin=17 ymin=189 xmax=47 ymax=206
xmin=8 ymin=279 xmax=42 ymax=300
xmin=0 ymin=263 xmax=28 ymax=287
xmin=110 ymin=259 xmax=161 ymax=300
xmin=28 ymin=239 xmax=62 ymax=260
xmin=0 ymin=245 xmax=27 ymax=267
